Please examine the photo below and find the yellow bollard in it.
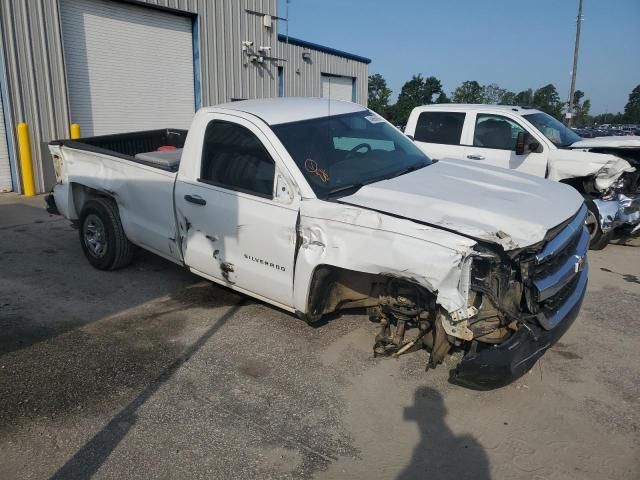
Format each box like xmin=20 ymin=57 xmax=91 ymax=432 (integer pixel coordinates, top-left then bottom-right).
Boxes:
xmin=70 ymin=123 xmax=81 ymax=139
xmin=17 ymin=123 xmax=36 ymax=196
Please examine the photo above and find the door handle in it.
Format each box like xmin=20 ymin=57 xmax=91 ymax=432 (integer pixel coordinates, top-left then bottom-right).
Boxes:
xmin=466 ymin=154 xmax=485 ymax=160
xmin=184 ymin=194 xmax=206 ymax=205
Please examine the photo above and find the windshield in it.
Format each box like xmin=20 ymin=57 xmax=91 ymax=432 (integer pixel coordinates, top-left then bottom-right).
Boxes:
xmin=272 ymin=111 xmax=431 ymax=198
xmin=523 ymin=112 xmax=582 ymax=147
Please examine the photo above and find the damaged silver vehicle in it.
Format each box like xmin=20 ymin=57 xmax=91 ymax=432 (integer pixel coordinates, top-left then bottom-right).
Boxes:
xmin=46 ymin=98 xmax=589 ymax=390
xmin=404 ymin=105 xmax=640 ymax=249
xmin=567 ymin=136 xmax=640 ymax=247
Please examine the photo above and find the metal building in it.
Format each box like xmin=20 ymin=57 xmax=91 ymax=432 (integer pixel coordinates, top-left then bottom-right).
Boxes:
xmin=0 ymin=0 xmax=370 ymax=194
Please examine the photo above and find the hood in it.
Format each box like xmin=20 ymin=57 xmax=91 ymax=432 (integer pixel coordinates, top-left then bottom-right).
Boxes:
xmin=547 ymin=148 xmax=636 ymax=191
xmin=340 ymin=159 xmax=584 ymax=250
xmin=570 ymin=136 xmax=640 ymax=149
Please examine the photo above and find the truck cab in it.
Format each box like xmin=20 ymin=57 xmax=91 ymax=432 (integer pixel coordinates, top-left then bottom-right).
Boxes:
xmin=405 ymin=104 xmax=640 ymax=249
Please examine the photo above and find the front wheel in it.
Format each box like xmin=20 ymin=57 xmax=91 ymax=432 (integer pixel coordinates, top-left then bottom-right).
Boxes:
xmin=79 ymin=198 xmax=134 ymax=270
xmin=585 ymin=199 xmax=612 ymax=250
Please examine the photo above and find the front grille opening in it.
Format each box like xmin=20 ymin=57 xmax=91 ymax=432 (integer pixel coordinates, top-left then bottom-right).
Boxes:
xmin=532 ymin=230 xmax=581 ymax=277
xmin=538 ymin=270 xmax=580 ymax=314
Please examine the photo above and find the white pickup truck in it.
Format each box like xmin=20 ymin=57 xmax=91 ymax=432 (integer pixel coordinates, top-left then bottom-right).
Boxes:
xmin=47 ymin=98 xmax=589 ymax=390
xmin=404 ymin=104 xmax=640 ymax=249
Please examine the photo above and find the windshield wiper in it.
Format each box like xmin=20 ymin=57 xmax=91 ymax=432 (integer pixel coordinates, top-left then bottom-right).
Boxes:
xmin=323 ymin=183 xmax=364 ymax=199
xmin=389 ymin=161 xmax=429 ymax=179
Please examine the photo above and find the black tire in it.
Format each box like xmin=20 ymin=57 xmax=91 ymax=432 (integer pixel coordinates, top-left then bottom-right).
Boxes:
xmin=585 ymin=199 xmax=612 ymax=250
xmin=78 ymin=198 xmax=134 ymax=270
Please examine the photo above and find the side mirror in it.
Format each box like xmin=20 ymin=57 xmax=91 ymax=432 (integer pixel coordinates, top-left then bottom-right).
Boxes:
xmin=515 ymin=131 xmax=539 ymax=155
xmin=528 ymin=140 xmax=540 ymax=153
xmin=515 ymin=132 xmax=526 ymax=155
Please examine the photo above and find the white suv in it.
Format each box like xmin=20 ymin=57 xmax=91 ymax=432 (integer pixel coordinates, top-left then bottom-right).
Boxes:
xmin=405 ymin=104 xmax=640 ymax=249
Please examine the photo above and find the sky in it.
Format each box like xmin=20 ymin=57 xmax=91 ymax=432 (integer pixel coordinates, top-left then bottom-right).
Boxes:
xmin=277 ymin=0 xmax=640 ymax=114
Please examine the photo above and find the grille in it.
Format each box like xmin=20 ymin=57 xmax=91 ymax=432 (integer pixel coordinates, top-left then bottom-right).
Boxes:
xmin=529 ymin=204 xmax=589 ymax=330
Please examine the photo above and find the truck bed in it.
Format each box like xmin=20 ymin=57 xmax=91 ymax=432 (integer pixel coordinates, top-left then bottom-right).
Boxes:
xmin=49 ymin=128 xmax=188 ymax=172
xmin=48 ymin=129 xmax=187 ymax=263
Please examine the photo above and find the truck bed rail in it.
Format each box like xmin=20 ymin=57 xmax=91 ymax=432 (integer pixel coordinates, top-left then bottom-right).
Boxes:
xmin=49 ymin=128 xmax=187 ymax=172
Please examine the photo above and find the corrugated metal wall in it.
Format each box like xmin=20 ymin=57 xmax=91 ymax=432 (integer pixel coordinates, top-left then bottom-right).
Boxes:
xmin=0 ymin=0 xmax=368 ymax=193
xmin=277 ymin=40 xmax=368 ymax=106
xmin=0 ymin=0 xmax=70 ymax=193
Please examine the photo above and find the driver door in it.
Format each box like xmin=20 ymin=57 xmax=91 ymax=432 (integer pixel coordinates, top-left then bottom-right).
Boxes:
xmin=464 ymin=113 xmax=547 ymax=177
xmin=175 ymin=114 xmax=299 ymax=308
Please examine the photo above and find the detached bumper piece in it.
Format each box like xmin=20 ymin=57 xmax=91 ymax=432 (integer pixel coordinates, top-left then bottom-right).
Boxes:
xmin=45 ymin=193 xmax=60 ymax=215
xmin=452 ymin=206 xmax=590 ymax=390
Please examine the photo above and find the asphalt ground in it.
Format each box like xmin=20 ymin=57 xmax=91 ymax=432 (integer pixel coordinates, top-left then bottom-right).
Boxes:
xmin=0 ymin=193 xmax=638 ymax=479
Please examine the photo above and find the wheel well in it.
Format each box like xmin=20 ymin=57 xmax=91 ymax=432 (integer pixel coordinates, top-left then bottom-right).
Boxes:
xmin=70 ymin=183 xmax=115 ymax=219
xmin=302 ymin=264 xmax=437 ymax=323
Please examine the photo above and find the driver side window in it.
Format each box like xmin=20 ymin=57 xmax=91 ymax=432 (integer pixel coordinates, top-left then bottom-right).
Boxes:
xmin=473 ymin=114 xmax=525 ymax=151
xmin=200 ymin=121 xmax=275 ymax=198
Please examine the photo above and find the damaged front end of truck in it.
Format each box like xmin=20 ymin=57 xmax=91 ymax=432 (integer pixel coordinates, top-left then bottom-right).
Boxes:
xmin=450 ymin=204 xmax=589 ymax=388
xmin=296 ymin=200 xmax=589 ymax=390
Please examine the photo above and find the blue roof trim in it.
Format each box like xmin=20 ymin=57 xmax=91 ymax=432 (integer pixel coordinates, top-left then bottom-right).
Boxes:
xmin=277 ymin=34 xmax=371 ymax=64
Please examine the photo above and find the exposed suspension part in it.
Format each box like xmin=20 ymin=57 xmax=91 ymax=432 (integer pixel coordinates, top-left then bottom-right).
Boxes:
xmin=368 ymin=278 xmax=451 ymax=370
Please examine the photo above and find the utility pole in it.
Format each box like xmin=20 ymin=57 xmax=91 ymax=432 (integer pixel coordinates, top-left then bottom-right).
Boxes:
xmin=567 ymin=0 xmax=584 ymax=127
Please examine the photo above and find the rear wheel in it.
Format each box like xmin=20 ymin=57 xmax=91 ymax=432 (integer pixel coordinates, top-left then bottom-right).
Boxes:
xmin=585 ymin=199 xmax=611 ymax=250
xmin=79 ymin=198 xmax=134 ymax=270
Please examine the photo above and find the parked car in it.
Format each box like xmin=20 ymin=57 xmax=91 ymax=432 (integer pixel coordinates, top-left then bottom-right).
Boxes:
xmin=46 ymin=98 xmax=588 ymax=390
xmin=404 ymin=104 xmax=639 ymax=249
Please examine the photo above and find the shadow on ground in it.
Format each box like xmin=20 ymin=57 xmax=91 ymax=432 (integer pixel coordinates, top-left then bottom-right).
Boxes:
xmin=397 ymin=387 xmax=490 ymax=480
xmin=0 ymin=281 xmax=243 ymax=430
xmin=48 ymin=300 xmax=245 ymax=480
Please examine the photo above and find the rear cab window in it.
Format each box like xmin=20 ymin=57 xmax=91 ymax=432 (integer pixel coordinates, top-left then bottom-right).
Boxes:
xmin=414 ymin=112 xmax=466 ymax=145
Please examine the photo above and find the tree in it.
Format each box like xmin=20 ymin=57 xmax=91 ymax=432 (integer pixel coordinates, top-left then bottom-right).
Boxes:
xmin=514 ymin=89 xmax=533 ymax=106
xmin=389 ymin=74 xmax=443 ymax=125
xmin=501 ymin=90 xmax=517 ymax=105
xmin=368 ymin=74 xmax=392 ymax=117
xmin=452 ymin=80 xmax=483 ymax=103
xmin=575 ymin=99 xmax=591 ymax=127
xmin=624 ymin=84 xmax=640 ymax=123
xmin=532 ymin=84 xmax=564 ymax=119
xmin=593 ymin=112 xmax=625 ymax=125
xmin=481 ymin=83 xmax=507 ymax=104
xmin=573 ymin=90 xmax=584 ymax=106
xmin=568 ymin=90 xmax=591 ymax=127
xmin=435 ymin=92 xmax=450 ymax=104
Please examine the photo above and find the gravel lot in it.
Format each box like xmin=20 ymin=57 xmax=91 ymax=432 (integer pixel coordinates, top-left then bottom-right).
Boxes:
xmin=1 ymin=194 xmax=638 ymax=479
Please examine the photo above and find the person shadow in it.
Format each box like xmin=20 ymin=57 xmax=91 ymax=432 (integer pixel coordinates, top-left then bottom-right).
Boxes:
xmin=397 ymin=387 xmax=491 ymax=480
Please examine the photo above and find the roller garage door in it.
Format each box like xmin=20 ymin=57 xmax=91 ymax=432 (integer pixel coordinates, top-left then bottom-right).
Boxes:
xmin=0 ymin=90 xmax=11 ymax=192
xmin=61 ymin=0 xmax=195 ymax=136
xmin=321 ymin=74 xmax=354 ymax=102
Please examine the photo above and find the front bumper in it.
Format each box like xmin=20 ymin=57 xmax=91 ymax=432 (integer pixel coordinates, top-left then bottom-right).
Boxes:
xmin=593 ymin=193 xmax=640 ymax=235
xmin=450 ymin=260 xmax=588 ymax=391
